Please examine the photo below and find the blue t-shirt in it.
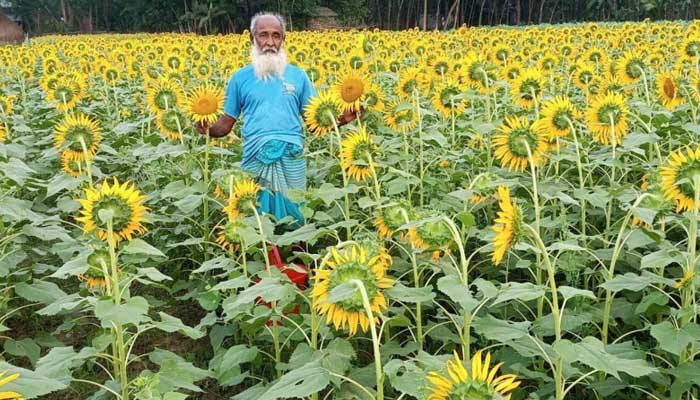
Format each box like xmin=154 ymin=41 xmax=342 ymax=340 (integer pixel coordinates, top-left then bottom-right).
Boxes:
xmin=223 ymin=64 xmax=317 ymax=155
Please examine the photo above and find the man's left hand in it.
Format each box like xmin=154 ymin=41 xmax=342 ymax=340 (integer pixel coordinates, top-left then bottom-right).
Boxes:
xmin=338 ymin=106 xmax=364 ymax=125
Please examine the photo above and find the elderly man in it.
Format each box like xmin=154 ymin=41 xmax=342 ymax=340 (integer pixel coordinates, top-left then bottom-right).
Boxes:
xmin=197 ymin=12 xmax=357 ymax=224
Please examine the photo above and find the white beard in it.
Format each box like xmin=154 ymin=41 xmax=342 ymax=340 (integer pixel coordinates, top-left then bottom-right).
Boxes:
xmin=251 ymin=42 xmax=288 ymax=81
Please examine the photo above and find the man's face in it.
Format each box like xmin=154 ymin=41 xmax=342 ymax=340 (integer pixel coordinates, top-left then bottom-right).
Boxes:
xmin=251 ymin=16 xmax=284 ymax=54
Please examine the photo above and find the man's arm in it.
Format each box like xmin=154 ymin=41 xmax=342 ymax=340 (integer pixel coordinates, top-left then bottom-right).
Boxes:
xmin=196 ymin=114 xmax=236 ymax=138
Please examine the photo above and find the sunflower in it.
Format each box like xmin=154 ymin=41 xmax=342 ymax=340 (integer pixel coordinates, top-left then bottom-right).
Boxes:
xmin=186 ymin=84 xmax=224 ymax=124
xmin=340 ymin=125 xmax=378 ymax=182
xmin=78 ymin=249 xmax=110 ymax=291
xmin=681 ymin=34 xmax=700 ymax=59
xmin=572 ymin=63 xmax=596 ymax=92
xmin=492 ymin=115 xmax=549 ymax=172
xmin=46 ymin=76 xmax=82 ymax=112
xmin=597 ymin=71 xmax=627 ymax=96
xmin=0 ymin=95 xmax=15 ymax=115
xmin=468 ymin=133 xmax=486 ymax=150
xmin=660 ymin=146 xmax=700 ymax=212
xmin=54 ymin=113 xmax=102 ymax=161
xmin=310 ymin=244 xmax=393 ymax=336
xmin=511 ymin=67 xmax=546 ymax=109
xmin=426 ymin=351 xmax=521 ymax=400
xmin=675 ymin=270 xmax=696 ymax=290
xmin=362 ymin=82 xmax=385 ymax=112
xmin=215 ymin=219 xmax=246 ymax=252
xmin=397 ymin=67 xmax=430 ymax=98
xmin=533 ymin=96 xmax=580 ymax=139
xmin=223 ymin=178 xmax=261 ymax=219
xmin=492 ymin=186 xmax=522 ymax=265
xmin=383 ymin=100 xmax=419 ymax=132
xmin=656 ymin=72 xmax=685 ymax=111
xmin=60 ymin=151 xmax=83 ymax=177
xmin=374 ymin=201 xmax=415 ymax=239
xmin=147 ymin=78 xmax=184 ymax=114
xmin=432 ymin=79 xmax=467 ymax=118
xmin=304 ymin=90 xmax=343 ymax=137
xmin=75 ymin=178 xmax=148 ymax=242
xmin=0 ymin=370 xmax=23 ymax=400
xmin=155 ymin=108 xmax=187 ymax=141
xmin=616 ymin=51 xmax=647 ymax=85
xmin=461 ymin=52 xmax=499 ymax=93
xmin=585 ymin=92 xmax=629 ymax=145
xmin=336 ymin=69 xmax=369 ymax=112
xmin=407 ymin=218 xmax=453 ymax=257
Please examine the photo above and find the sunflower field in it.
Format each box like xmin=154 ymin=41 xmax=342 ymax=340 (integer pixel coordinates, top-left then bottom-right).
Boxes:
xmin=2 ymin=20 xmax=700 ymax=400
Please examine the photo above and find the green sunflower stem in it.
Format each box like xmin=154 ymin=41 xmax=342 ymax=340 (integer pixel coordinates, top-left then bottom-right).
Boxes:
xmin=106 ymin=220 xmax=129 ymax=400
xmin=365 ymin=151 xmax=382 ymax=204
xmin=78 ymin=136 xmax=93 ymax=187
xmin=600 ymin=193 xmax=653 ymax=344
xmin=203 ymin=128 xmax=211 ymax=262
xmin=350 ymin=279 xmax=384 ymax=400
xmin=523 ymin=223 xmax=564 ymax=400
xmin=567 ymin=118 xmax=587 ymax=236
xmin=636 ymin=66 xmax=651 ymax=105
xmin=400 ymin=210 xmax=423 ymax=352
xmin=605 ymin=113 xmax=617 ymax=243
xmin=413 ymin=90 xmax=425 ymax=208
xmin=478 ymin=68 xmax=492 ymax=122
xmin=330 ymin=111 xmax=352 ymax=240
xmin=450 ymin=98 xmax=456 ymax=147
xmin=523 ymin=141 xmax=544 ymax=322
xmin=681 ymin=178 xmax=700 ymax=337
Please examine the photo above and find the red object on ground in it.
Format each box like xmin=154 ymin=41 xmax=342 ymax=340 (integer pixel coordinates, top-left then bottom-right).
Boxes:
xmin=257 ymin=245 xmax=308 ymax=326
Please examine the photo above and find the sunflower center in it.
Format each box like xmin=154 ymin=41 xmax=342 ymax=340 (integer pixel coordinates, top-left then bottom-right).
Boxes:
xmin=161 ymin=110 xmax=186 ymax=132
xmin=351 ymin=141 xmax=372 ymax=165
xmin=507 ymin=127 xmax=538 ymax=157
xmin=677 ymin=161 xmax=700 ymax=197
xmin=328 ymin=262 xmax=378 ymax=311
xmin=395 ymin=108 xmax=414 ymax=124
xmin=315 ymin=103 xmax=339 ymax=127
xmin=435 ymin=62 xmax=449 ymax=75
xmin=597 ymin=103 xmax=623 ymax=125
xmin=86 ymin=250 xmax=109 ymax=278
xmin=519 ymin=79 xmax=541 ymax=99
xmin=553 ymin=109 xmax=572 ymax=130
xmin=402 ymin=79 xmax=418 ymax=95
xmin=417 ymin=220 xmax=452 ymax=248
xmin=440 ymin=87 xmax=461 ymax=107
xmin=193 ymin=97 xmax=217 ymax=115
xmin=578 ymin=71 xmax=593 ymax=84
xmin=341 ymin=78 xmax=365 ymax=103
xmin=624 ymin=59 xmax=644 ymax=79
xmin=155 ymin=89 xmax=177 ymax=110
xmin=65 ymin=125 xmax=95 ymax=151
xmin=222 ymin=221 xmax=244 ymax=243
xmin=55 ymin=86 xmax=75 ymax=103
xmin=663 ymin=78 xmax=676 ymax=99
xmin=384 ymin=205 xmax=408 ymax=230
xmin=685 ymin=41 xmax=700 ymax=57
xmin=365 ymin=92 xmax=379 ymax=106
xmin=92 ymin=196 xmax=133 ymax=231
xmin=448 ymin=381 xmax=505 ymax=400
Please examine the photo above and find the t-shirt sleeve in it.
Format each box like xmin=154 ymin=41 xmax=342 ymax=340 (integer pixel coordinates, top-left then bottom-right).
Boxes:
xmin=299 ymin=71 xmax=318 ymax=114
xmin=223 ymin=75 xmax=241 ymax=118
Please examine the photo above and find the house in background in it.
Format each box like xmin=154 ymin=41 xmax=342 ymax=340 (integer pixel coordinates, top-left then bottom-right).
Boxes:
xmin=0 ymin=0 xmax=24 ymax=44
xmin=307 ymin=6 xmax=340 ymax=31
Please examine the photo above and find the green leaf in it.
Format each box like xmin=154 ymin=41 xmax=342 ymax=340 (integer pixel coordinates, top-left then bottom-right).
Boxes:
xmin=558 ymin=286 xmax=596 ymax=301
xmin=274 ymin=224 xmax=327 ymax=246
xmin=46 ymin=174 xmax=80 ymax=197
xmin=210 ymin=344 xmax=258 ymax=387
xmin=94 ymin=296 xmax=151 ymax=327
xmin=35 ymin=346 xmax=97 ymax=381
xmin=121 ymin=239 xmax=166 ymax=258
xmin=258 ymin=361 xmax=330 ymax=400
xmin=174 ymin=194 xmax=202 ymax=213
xmin=437 ymin=275 xmax=478 ymax=313
xmin=136 ymin=267 xmax=172 ymax=282
xmin=154 ymin=312 xmax=205 ymax=339
xmin=223 ymin=278 xmax=294 ymax=320
xmin=149 ymin=349 xmax=212 ymax=393
xmin=387 ymin=283 xmax=435 ymax=303
xmin=455 ymin=211 xmax=475 ymax=229
xmin=0 ymin=361 xmax=67 ymax=399
xmin=0 ymin=157 xmax=36 ymax=185
xmin=554 ymin=337 xmax=656 ymax=379
xmin=650 ymin=321 xmax=700 ymax=356
xmin=4 ymin=338 xmax=41 ymax=366
xmin=193 ymin=256 xmax=234 ymax=273
xmin=641 ymin=247 xmax=684 ymax=270
xmin=493 ymin=282 xmax=546 ymax=305
xmin=472 ymin=315 xmax=530 ymax=342
xmin=384 ymin=359 xmax=426 ymax=397
xmin=37 ymin=294 xmax=84 ymax=316
xmin=15 ymin=281 xmax=67 ymax=304
xmin=599 ymin=273 xmax=665 ymax=292
xmin=51 ymin=250 xmax=92 ymax=279
xmin=322 ymin=338 xmax=355 ymax=378
xmin=669 ymin=360 xmax=700 ymax=399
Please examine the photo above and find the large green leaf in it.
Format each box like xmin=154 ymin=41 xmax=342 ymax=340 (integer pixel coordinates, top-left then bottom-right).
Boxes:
xmin=209 ymin=344 xmax=258 ymax=387
xmin=257 ymin=361 xmax=330 ymax=400
xmin=437 ymin=275 xmax=478 ymax=313
xmin=0 ymin=362 xmax=66 ymax=399
xmin=493 ymin=282 xmax=546 ymax=305
xmin=387 ymin=283 xmax=435 ymax=303
xmin=15 ymin=281 xmax=67 ymax=304
xmin=472 ymin=315 xmax=530 ymax=342
xmin=554 ymin=337 xmax=655 ymax=379
xmin=94 ymin=296 xmax=151 ymax=327
xmin=153 ymin=312 xmax=204 ymax=339
xmin=149 ymin=349 xmax=212 ymax=393
xmin=650 ymin=321 xmax=700 ymax=356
